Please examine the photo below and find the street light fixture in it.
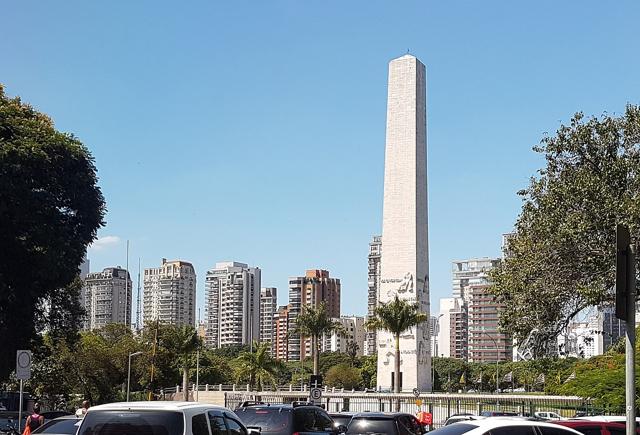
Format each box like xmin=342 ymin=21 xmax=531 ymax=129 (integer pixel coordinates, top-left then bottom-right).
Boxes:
xmin=127 ymin=351 xmax=144 ymax=402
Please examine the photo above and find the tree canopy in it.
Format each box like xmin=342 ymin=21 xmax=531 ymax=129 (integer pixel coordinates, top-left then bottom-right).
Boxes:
xmin=490 ymin=105 xmax=640 ymax=355
xmin=0 ymin=85 xmax=106 ymax=379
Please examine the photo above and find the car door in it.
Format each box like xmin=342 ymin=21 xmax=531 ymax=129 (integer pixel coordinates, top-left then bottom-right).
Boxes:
xmin=224 ymin=413 xmax=248 ymax=435
xmin=397 ymin=416 xmax=422 ymax=435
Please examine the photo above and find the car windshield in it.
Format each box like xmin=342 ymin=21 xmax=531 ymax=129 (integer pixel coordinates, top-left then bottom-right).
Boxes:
xmin=346 ymin=418 xmax=397 ymax=434
xmin=236 ymin=408 xmax=290 ymax=432
xmin=34 ymin=419 xmax=80 ymax=435
xmin=77 ymin=411 xmax=183 ymax=435
xmin=331 ymin=416 xmax=352 ymax=427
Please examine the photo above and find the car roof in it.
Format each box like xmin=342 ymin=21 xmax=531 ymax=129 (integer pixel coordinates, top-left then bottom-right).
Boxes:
xmin=89 ymin=402 xmax=229 ymax=413
xmin=455 ymin=417 xmax=583 ymax=432
xmin=45 ymin=416 xmax=80 ymax=421
xmin=351 ymin=412 xmax=412 ymax=418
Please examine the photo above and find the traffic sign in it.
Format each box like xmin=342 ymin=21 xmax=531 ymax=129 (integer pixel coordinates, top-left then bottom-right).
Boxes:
xmin=415 ymin=399 xmax=422 ymax=407
xmin=309 ymin=375 xmax=323 ymax=389
xmin=310 ymin=387 xmax=322 ymax=401
xmin=16 ymin=350 xmax=31 ymax=380
xmin=412 ymin=387 xmax=420 ymax=397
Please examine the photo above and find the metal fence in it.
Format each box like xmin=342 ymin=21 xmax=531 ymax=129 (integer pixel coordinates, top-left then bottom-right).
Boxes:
xmin=224 ymin=391 xmax=595 ymax=429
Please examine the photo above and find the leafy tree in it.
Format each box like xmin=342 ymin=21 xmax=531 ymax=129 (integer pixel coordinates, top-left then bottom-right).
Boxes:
xmin=490 ymin=106 xmax=640 ymax=354
xmin=359 ymin=354 xmax=377 ymax=389
xmin=432 ymin=357 xmax=466 ymax=392
xmin=293 ymin=303 xmax=344 ymax=375
xmin=325 ymin=363 xmax=362 ymax=390
xmin=319 ymin=352 xmax=352 ymax=376
xmin=163 ymin=325 xmax=201 ymax=400
xmin=234 ymin=341 xmax=279 ymax=391
xmin=0 ymin=85 xmax=106 ymax=379
xmin=365 ymin=295 xmax=427 ymax=393
xmin=194 ymin=350 xmax=233 ymax=385
xmin=346 ymin=341 xmax=360 ymax=367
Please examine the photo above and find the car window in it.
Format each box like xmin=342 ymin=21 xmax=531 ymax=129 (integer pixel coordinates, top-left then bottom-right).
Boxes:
xmin=488 ymin=427 xmax=536 ymax=435
xmin=224 ymin=417 xmax=246 ymax=435
xmin=346 ymin=418 xmax=398 ymax=434
xmin=235 ymin=408 xmax=290 ymax=433
xmin=575 ymin=428 xmax=602 ymax=435
xmin=538 ymin=427 xmax=577 ymax=435
xmin=34 ymin=419 xmax=80 ymax=435
xmin=78 ymin=410 xmax=183 ymax=435
xmin=206 ymin=414 xmax=226 ymax=435
xmin=294 ymin=408 xmax=318 ymax=432
xmin=192 ymin=414 xmax=210 ymax=435
xmin=314 ymin=410 xmax=334 ymax=431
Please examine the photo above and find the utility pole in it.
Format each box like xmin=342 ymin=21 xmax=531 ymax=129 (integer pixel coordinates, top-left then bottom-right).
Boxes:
xmin=616 ymin=224 xmax=635 ymax=435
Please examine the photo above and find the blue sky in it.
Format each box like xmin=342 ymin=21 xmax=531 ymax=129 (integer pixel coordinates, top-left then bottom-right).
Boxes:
xmin=3 ymin=1 xmax=639 ymax=318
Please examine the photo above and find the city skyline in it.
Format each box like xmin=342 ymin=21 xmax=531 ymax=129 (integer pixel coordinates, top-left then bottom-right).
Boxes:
xmin=3 ymin=2 xmax=638 ymax=319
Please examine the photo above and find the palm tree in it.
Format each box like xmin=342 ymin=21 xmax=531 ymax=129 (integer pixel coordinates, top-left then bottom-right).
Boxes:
xmin=164 ymin=325 xmax=201 ymax=401
xmin=235 ymin=341 xmax=279 ymax=391
xmin=365 ymin=295 xmax=427 ymax=394
xmin=294 ymin=302 xmax=344 ymax=375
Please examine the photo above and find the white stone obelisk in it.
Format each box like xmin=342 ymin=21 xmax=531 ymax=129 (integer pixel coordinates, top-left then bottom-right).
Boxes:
xmin=377 ymin=54 xmax=431 ymax=392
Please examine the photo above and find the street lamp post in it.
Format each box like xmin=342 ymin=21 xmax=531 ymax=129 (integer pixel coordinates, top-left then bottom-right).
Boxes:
xmin=479 ymin=331 xmax=500 ymax=394
xmin=431 ymin=314 xmax=444 ymax=392
xmin=127 ymin=351 xmax=144 ymax=402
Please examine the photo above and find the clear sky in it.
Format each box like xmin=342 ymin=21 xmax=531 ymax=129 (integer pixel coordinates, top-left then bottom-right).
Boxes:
xmin=3 ymin=1 xmax=639 ymax=319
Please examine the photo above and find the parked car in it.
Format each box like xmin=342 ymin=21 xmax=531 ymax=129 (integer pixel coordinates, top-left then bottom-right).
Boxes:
xmin=328 ymin=413 xmax=356 ymax=429
xmin=478 ymin=411 xmax=520 ymax=417
xmin=345 ymin=412 xmax=425 ymax=435
xmin=554 ymin=420 xmax=640 ymax=434
xmin=235 ymin=403 xmax=345 ymax=435
xmin=534 ymin=412 xmax=563 ymax=421
xmin=76 ymin=402 xmax=253 ymax=435
xmin=33 ymin=416 xmax=81 ymax=435
xmin=444 ymin=414 xmax=484 ymax=426
xmin=41 ymin=412 xmax=73 ymax=422
xmin=428 ymin=417 xmax=583 ymax=434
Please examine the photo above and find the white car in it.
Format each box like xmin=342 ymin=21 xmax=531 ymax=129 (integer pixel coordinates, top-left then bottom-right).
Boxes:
xmin=429 ymin=417 xmax=583 ymax=434
xmin=533 ymin=412 xmax=563 ymax=420
xmin=76 ymin=401 xmax=255 ymax=435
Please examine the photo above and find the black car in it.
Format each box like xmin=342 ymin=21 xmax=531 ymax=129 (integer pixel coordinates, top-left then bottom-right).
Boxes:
xmin=235 ymin=403 xmax=346 ymax=435
xmin=346 ymin=412 xmax=425 ymax=435
xmin=328 ymin=413 xmax=355 ymax=430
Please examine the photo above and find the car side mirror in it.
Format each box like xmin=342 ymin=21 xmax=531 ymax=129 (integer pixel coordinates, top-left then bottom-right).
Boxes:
xmin=247 ymin=429 xmax=261 ymax=435
xmin=335 ymin=424 xmax=348 ymax=434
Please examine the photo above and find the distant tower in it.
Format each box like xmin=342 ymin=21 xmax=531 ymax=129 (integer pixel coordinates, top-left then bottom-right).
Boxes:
xmin=377 ymin=54 xmax=431 ymax=391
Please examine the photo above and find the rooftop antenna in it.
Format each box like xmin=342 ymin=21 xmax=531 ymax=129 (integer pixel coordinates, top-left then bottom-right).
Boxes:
xmin=136 ymin=257 xmax=142 ymax=331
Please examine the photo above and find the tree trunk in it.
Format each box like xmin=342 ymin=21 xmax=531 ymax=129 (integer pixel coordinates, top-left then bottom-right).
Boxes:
xmin=182 ymin=367 xmax=189 ymax=401
xmin=312 ymin=334 xmax=319 ymax=375
xmin=394 ymin=334 xmax=401 ymax=394
xmin=394 ymin=334 xmax=401 ymax=412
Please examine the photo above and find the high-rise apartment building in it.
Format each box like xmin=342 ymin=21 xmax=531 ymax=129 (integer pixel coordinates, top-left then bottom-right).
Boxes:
xmin=377 ymin=54 xmax=431 ymax=391
xmin=82 ymin=267 xmax=132 ymax=330
xmin=143 ymin=259 xmax=196 ymax=327
xmin=260 ymin=287 xmax=277 ymax=349
xmin=467 ymin=282 xmax=512 ymax=362
xmin=204 ymin=262 xmax=261 ymax=348
xmin=322 ymin=316 xmax=366 ymax=355
xmin=274 ymin=305 xmax=291 ymax=360
xmin=288 ymin=269 xmax=340 ymax=361
xmin=452 ymin=258 xmax=499 ymax=300
xmin=365 ymin=236 xmax=382 ymax=356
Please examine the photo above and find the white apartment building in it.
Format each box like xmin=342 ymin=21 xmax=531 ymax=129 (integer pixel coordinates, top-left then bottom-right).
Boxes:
xmin=260 ymin=287 xmax=277 ymax=348
xmin=82 ymin=267 xmax=132 ymax=330
xmin=322 ymin=316 xmax=366 ymax=355
xmin=205 ymin=262 xmax=261 ymax=348
xmin=143 ymin=259 xmax=196 ymax=327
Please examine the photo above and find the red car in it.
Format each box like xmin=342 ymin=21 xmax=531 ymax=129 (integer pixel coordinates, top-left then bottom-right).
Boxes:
xmin=554 ymin=420 xmax=640 ymax=435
